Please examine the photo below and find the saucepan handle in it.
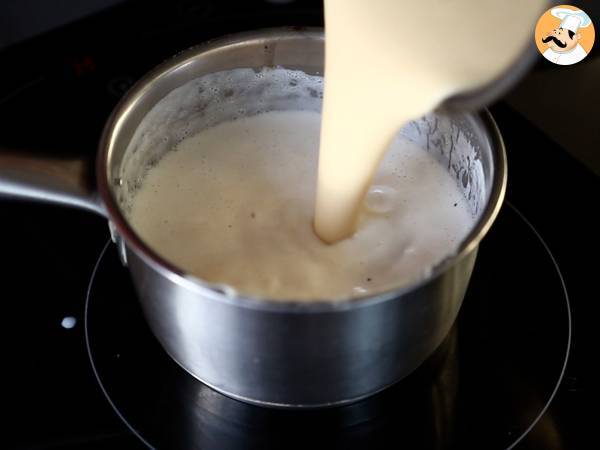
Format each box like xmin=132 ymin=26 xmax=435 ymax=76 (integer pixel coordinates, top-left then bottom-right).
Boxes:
xmin=0 ymin=148 xmax=106 ymax=217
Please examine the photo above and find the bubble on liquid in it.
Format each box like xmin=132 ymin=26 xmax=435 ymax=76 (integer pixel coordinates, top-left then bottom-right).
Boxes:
xmin=352 ymin=286 xmax=369 ymax=296
xmin=365 ymin=185 xmax=397 ymax=214
xmin=403 ymin=245 xmax=417 ymax=256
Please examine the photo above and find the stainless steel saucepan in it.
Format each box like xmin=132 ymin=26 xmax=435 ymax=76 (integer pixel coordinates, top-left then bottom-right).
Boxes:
xmin=0 ymin=28 xmax=506 ymax=408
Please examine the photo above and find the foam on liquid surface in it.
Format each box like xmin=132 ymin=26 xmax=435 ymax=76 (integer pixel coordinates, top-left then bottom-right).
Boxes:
xmin=130 ymin=110 xmax=473 ymax=301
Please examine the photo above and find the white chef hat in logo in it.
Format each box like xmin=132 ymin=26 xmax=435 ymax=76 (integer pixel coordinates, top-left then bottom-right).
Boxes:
xmin=551 ymin=7 xmax=592 ymax=33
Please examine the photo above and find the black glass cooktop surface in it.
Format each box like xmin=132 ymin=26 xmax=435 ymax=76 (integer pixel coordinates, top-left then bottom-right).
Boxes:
xmin=85 ymin=204 xmax=569 ymax=450
xmin=1 ymin=1 xmax=596 ymax=449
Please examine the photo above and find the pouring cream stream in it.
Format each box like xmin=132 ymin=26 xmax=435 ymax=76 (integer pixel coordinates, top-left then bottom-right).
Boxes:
xmin=315 ymin=0 xmax=546 ymax=242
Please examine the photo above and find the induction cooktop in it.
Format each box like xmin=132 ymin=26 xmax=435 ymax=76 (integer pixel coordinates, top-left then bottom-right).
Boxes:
xmin=1 ymin=1 xmax=596 ymax=449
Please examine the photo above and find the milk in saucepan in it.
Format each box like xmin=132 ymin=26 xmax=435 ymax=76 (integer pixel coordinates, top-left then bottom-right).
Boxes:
xmin=130 ymin=109 xmax=472 ymax=300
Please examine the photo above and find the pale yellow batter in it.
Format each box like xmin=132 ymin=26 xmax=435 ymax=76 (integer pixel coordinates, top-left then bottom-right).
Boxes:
xmin=315 ymin=0 xmax=546 ymax=242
